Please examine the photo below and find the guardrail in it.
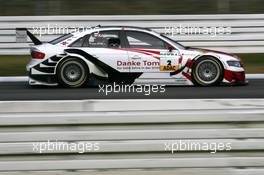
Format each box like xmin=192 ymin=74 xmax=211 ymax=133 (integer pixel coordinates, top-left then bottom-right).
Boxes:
xmin=0 ymin=99 xmax=263 ymax=174
xmin=1 ymin=14 xmax=264 ymax=55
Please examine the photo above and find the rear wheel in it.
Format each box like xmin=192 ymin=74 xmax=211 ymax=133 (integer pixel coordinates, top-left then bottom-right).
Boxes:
xmin=57 ymin=58 xmax=89 ymax=88
xmin=192 ymin=57 xmax=223 ymax=86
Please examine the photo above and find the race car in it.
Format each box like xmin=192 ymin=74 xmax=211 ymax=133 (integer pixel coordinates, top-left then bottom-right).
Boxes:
xmin=26 ymin=26 xmax=246 ymax=87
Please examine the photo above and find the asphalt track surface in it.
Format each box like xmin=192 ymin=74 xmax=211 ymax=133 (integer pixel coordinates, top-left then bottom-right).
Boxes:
xmin=0 ymin=79 xmax=263 ymax=100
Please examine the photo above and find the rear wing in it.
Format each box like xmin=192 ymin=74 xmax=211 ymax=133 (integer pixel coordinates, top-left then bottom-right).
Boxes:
xmin=16 ymin=28 xmax=42 ymax=45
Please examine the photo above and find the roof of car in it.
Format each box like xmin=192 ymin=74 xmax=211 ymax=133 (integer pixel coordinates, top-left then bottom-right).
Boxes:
xmin=72 ymin=25 xmax=153 ymax=37
xmin=95 ymin=25 xmax=152 ymax=31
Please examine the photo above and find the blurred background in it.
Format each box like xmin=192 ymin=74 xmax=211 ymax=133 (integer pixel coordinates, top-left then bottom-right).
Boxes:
xmin=0 ymin=0 xmax=263 ymax=15
xmin=0 ymin=0 xmax=263 ymax=76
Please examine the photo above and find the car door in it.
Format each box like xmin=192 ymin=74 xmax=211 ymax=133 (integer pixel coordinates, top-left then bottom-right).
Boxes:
xmin=123 ymin=30 xmax=181 ymax=73
xmin=73 ymin=30 xmax=130 ymax=73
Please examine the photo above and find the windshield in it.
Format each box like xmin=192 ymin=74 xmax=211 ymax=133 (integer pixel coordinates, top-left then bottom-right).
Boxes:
xmin=49 ymin=33 xmax=73 ymax=45
xmin=160 ymin=34 xmax=185 ymax=50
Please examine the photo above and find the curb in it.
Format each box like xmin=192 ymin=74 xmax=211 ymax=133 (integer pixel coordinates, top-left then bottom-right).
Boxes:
xmin=0 ymin=99 xmax=263 ymax=113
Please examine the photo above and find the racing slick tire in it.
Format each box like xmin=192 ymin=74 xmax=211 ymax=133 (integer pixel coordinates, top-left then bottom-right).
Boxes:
xmin=192 ymin=56 xmax=224 ymax=86
xmin=57 ymin=57 xmax=89 ymax=88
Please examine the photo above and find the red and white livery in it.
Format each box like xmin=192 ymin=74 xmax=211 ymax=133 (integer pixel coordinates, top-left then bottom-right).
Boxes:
xmin=26 ymin=26 xmax=247 ymax=87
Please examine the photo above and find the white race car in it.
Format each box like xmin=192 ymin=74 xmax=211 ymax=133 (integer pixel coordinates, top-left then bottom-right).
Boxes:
xmin=26 ymin=26 xmax=246 ymax=87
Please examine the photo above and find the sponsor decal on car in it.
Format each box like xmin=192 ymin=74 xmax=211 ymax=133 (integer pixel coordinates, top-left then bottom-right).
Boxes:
xmin=116 ymin=60 xmax=160 ymax=71
xmin=160 ymin=50 xmax=180 ymax=71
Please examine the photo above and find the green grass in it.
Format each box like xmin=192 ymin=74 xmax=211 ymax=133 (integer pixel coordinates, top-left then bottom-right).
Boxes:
xmin=237 ymin=53 xmax=264 ymax=73
xmin=0 ymin=55 xmax=30 ymax=76
xmin=0 ymin=54 xmax=263 ymax=76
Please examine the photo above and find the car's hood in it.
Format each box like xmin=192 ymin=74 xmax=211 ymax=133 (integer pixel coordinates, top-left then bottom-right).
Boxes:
xmin=185 ymin=47 xmax=239 ymax=59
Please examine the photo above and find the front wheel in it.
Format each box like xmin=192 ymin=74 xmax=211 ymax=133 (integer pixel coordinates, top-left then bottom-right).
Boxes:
xmin=57 ymin=58 xmax=89 ymax=88
xmin=192 ymin=57 xmax=224 ymax=86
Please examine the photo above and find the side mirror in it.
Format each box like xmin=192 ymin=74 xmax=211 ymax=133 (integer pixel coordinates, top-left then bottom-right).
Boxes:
xmin=167 ymin=45 xmax=174 ymax=52
xmin=108 ymin=38 xmax=121 ymax=48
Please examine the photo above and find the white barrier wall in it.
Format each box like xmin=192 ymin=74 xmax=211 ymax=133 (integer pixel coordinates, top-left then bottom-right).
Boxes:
xmin=0 ymin=99 xmax=263 ymax=174
xmin=0 ymin=14 xmax=264 ymax=55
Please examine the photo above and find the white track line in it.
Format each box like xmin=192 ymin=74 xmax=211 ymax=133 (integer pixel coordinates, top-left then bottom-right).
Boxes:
xmin=0 ymin=76 xmax=28 ymax=82
xmin=246 ymin=74 xmax=264 ymax=79
xmin=0 ymin=74 xmax=263 ymax=82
